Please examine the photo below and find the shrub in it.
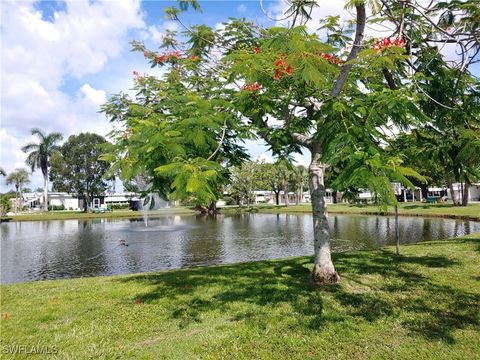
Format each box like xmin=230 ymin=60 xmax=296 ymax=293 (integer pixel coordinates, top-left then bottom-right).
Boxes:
xmin=108 ymin=203 xmax=130 ymax=210
xmin=222 ymin=196 xmax=236 ymax=205
xmin=48 ymin=204 xmax=65 ymax=211
xmin=0 ymin=194 xmax=13 ymax=215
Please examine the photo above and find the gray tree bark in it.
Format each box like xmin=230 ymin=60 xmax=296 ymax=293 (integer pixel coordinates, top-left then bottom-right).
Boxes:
xmin=43 ymin=171 xmax=49 ymax=212
xmin=284 ymin=184 xmax=289 ymax=207
xmin=448 ymin=180 xmax=459 ymax=205
xmin=309 ymin=151 xmax=340 ymax=284
xmin=15 ymin=185 xmax=19 ymax=215
xmin=461 ymin=182 xmax=470 ymax=206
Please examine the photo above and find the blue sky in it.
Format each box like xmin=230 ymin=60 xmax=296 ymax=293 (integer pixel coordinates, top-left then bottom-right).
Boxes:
xmin=1 ymin=0 xmax=478 ymax=192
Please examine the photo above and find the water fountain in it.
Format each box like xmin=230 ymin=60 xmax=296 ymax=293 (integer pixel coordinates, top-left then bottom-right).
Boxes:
xmin=129 ymin=173 xmax=191 ymax=232
xmin=134 ymin=173 xmax=166 ymax=227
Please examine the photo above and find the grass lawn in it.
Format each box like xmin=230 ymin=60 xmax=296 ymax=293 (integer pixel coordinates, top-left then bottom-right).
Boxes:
xmin=1 ymin=235 xmax=479 ymax=359
xmin=0 ymin=207 xmax=195 ymax=222
xmin=252 ymin=202 xmax=480 ymax=220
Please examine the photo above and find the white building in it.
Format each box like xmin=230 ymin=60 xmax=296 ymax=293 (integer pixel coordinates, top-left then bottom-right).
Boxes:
xmin=447 ymin=183 xmax=480 ymax=202
xmin=18 ymin=192 xmax=81 ymax=210
xmin=17 ymin=192 xmax=140 ymax=211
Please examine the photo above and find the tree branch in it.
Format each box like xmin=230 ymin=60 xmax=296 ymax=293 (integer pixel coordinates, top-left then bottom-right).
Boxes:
xmin=291 ymin=132 xmax=313 ymax=148
xmin=330 ymin=3 xmax=366 ymax=97
xmin=207 ymin=119 xmax=228 ymax=161
xmin=383 ymin=68 xmax=397 ymax=89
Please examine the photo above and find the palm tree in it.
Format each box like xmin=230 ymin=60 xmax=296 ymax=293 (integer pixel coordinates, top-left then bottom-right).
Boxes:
xmin=22 ymin=128 xmax=63 ymax=211
xmin=5 ymin=168 xmax=30 ymax=214
xmin=293 ymin=165 xmax=308 ymax=205
xmin=276 ymin=159 xmax=294 ymax=207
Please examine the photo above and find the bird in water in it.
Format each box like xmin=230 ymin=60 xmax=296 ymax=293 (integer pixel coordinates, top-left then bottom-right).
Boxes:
xmin=119 ymin=239 xmax=129 ymax=246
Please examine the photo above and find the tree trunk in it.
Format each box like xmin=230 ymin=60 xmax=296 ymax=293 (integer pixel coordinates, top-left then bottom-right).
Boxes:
xmin=19 ymin=186 xmax=23 ymax=213
xmin=15 ymin=185 xmax=19 ymax=215
xmin=284 ymin=185 xmax=289 ymax=207
xmin=275 ymin=191 xmax=280 ymax=205
xmin=395 ymin=205 xmax=400 ymax=255
xmin=332 ymin=190 xmax=338 ymax=204
xmin=420 ymin=184 xmax=428 ymax=201
xmin=309 ymin=150 xmax=339 ymax=284
xmin=208 ymin=201 xmax=218 ymax=215
xmin=461 ymin=182 xmax=470 ymax=206
xmin=448 ymin=180 xmax=459 ymax=205
xmin=83 ymin=194 xmax=88 ymax=212
xmin=43 ymin=172 xmax=48 ymax=212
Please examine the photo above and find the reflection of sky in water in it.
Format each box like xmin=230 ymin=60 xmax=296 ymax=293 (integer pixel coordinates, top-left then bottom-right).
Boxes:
xmin=1 ymin=214 xmax=479 ymax=284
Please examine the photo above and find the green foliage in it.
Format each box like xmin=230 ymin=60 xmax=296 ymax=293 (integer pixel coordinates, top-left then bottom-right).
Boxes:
xmin=21 ymin=128 xmax=63 ymax=178
xmin=107 ymin=0 xmax=479 ymax=214
xmin=102 ymin=39 xmax=250 ymax=208
xmin=156 ymin=158 xmax=226 ymax=206
xmin=50 ymin=133 xmax=110 ymax=211
xmin=5 ymin=168 xmax=30 ymax=213
xmin=0 ymin=192 xmax=14 ymax=215
xmin=227 ymin=161 xmax=267 ymax=206
xmin=407 ymin=48 xmax=480 ymax=205
xmin=48 ymin=204 xmax=65 ymax=211
xmin=5 ymin=169 xmax=30 ymax=192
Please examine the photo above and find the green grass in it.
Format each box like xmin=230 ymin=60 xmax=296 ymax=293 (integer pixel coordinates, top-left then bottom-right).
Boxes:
xmin=0 ymin=207 xmax=195 ymax=222
xmin=251 ymin=202 xmax=480 ymax=220
xmin=1 ymin=236 xmax=479 ymax=359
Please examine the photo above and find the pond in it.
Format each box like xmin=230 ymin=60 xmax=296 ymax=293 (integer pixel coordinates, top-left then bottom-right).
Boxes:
xmin=1 ymin=213 xmax=479 ymax=284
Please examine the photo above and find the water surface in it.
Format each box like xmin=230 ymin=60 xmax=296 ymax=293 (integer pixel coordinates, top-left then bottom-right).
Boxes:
xmin=1 ymin=213 xmax=479 ymax=284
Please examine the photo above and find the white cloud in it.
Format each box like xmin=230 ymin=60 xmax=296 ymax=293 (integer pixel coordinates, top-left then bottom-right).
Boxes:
xmin=0 ymin=0 xmax=146 ymax=192
xmin=237 ymin=4 xmax=247 ymax=14
xmin=80 ymin=84 xmax=107 ymax=106
xmin=146 ymin=20 xmax=179 ymax=45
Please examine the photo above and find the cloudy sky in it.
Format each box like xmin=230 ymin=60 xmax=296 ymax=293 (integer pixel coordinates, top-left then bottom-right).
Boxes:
xmin=1 ymin=0 xmax=478 ymax=192
xmin=1 ymin=0 xmax=292 ymax=192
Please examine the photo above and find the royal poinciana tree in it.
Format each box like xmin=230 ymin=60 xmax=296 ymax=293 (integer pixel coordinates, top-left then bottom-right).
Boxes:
xmin=101 ymin=29 xmax=249 ymax=213
xmin=104 ymin=0 xmax=478 ymax=284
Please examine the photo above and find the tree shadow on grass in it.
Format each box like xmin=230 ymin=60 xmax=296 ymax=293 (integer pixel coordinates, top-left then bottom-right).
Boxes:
xmin=116 ymin=246 xmax=479 ymax=343
xmin=330 ymin=249 xmax=479 ymax=343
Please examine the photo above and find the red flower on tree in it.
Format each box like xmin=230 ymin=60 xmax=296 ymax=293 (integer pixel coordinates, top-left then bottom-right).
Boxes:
xmin=273 ymin=55 xmax=294 ymax=79
xmin=319 ymin=53 xmax=341 ymax=65
xmin=154 ymin=54 xmax=167 ymax=63
xmin=372 ymin=37 xmax=405 ymax=51
xmin=242 ymin=82 xmax=260 ymax=92
xmin=274 ymin=58 xmax=286 ymax=68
